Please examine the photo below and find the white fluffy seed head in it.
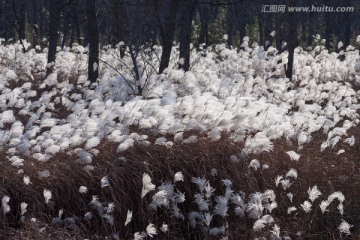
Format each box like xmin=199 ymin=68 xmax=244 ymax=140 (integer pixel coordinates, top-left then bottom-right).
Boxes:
xmin=101 ymin=176 xmax=109 ymax=188
xmin=287 ymin=206 xmax=297 ymax=214
xmin=43 ymin=189 xmax=52 ymax=204
xmin=2 ymin=196 xmax=10 ymax=214
xmin=338 ymin=219 xmax=352 ymax=235
xmin=286 ymin=151 xmax=300 ymax=161
xmin=141 ymin=173 xmax=156 ymax=198
xmin=20 ymin=202 xmax=28 ymax=216
xmin=146 ymin=223 xmax=157 ymax=238
xmin=23 ymin=176 xmax=31 ymax=185
xmin=308 ymin=185 xmax=322 ymax=202
xmin=300 ymin=200 xmax=312 ymax=213
xmin=124 ymin=210 xmax=132 ymax=226
xmin=79 ymin=186 xmax=88 ymax=193
xmin=174 ymin=172 xmax=184 ymax=183
xmin=161 ymin=223 xmax=169 ymax=233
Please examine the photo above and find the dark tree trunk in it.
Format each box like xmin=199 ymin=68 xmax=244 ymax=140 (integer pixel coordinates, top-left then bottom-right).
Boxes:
xmin=106 ymin=0 xmax=128 ymax=58
xmin=238 ymin=22 xmax=246 ymax=42
xmin=301 ymin=14 xmax=307 ymax=44
xmin=342 ymin=12 xmax=352 ymax=49
xmin=11 ymin=0 xmax=26 ymax=51
xmin=86 ymin=0 xmax=99 ymax=83
xmin=226 ymin=5 xmax=234 ymax=46
xmin=32 ymin=0 xmax=39 ymax=47
xmin=4 ymin=1 xmax=15 ymax=42
xmin=264 ymin=14 xmax=273 ymax=49
xmin=46 ymin=0 xmax=60 ymax=76
xmin=307 ymin=12 xmax=314 ymax=46
xmin=325 ymin=12 xmax=332 ymax=50
xmin=61 ymin=15 xmax=70 ymax=49
xmin=305 ymin=0 xmax=314 ymax=46
xmin=0 ymin=1 xmax=3 ymax=38
xmin=39 ymin=1 xmax=44 ymax=45
xmin=17 ymin=0 xmax=27 ymax=41
xmin=324 ymin=1 xmax=334 ymax=51
xmin=235 ymin=3 xmax=247 ymax=42
xmin=156 ymin=0 xmax=179 ymax=74
xmin=75 ymin=0 xmax=82 ymax=45
xmin=107 ymin=0 xmax=128 ymax=45
xmin=343 ymin=23 xmax=351 ymax=49
xmin=75 ymin=15 xmax=83 ymax=45
xmin=285 ymin=0 xmax=297 ymax=81
xmin=179 ymin=0 xmax=197 ymax=72
xmin=258 ymin=14 xmax=264 ymax=46
xmin=198 ymin=4 xmax=209 ymax=46
xmin=70 ymin=19 xmax=75 ymax=46
xmin=275 ymin=14 xmax=282 ymax=51
xmin=274 ymin=0 xmax=284 ymax=51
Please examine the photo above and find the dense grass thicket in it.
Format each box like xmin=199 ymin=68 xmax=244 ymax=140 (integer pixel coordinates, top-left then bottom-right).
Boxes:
xmin=1 ymin=38 xmax=360 ymax=239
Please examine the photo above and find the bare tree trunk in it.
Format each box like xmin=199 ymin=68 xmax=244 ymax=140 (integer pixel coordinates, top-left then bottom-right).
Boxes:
xmin=232 ymin=2 xmax=247 ymax=42
xmin=0 ymin=1 xmax=3 ymax=37
xmin=17 ymin=0 xmax=27 ymax=41
xmin=70 ymin=18 xmax=75 ymax=46
xmin=275 ymin=14 xmax=282 ymax=51
xmin=11 ymin=0 xmax=27 ymax=52
xmin=285 ymin=0 xmax=297 ymax=81
xmin=179 ymin=0 xmax=197 ymax=72
xmin=106 ymin=0 xmax=128 ymax=57
xmin=61 ymin=15 xmax=70 ymax=49
xmin=343 ymin=23 xmax=351 ymax=49
xmin=39 ymin=1 xmax=46 ymax=47
xmin=258 ymin=14 xmax=264 ymax=46
xmin=307 ymin=11 xmax=314 ymax=46
xmin=107 ymin=0 xmax=127 ymax=44
xmin=32 ymin=0 xmax=39 ymax=47
xmin=342 ymin=11 xmax=352 ymax=49
xmin=155 ymin=0 xmax=179 ymax=73
xmin=301 ymin=15 xmax=307 ymax=44
xmin=264 ymin=14 xmax=273 ymax=49
xmin=74 ymin=15 xmax=82 ymax=45
xmin=86 ymin=0 xmax=99 ymax=83
xmin=198 ymin=4 xmax=209 ymax=46
xmin=324 ymin=12 xmax=332 ymax=50
xmin=46 ymin=0 xmax=60 ymax=76
xmin=4 ymin=1 xmax=15 ymax=42
xmin=226 ymin=5 xmax=234 ymax=46
xmin=238 ymin=21 xmax=246 ymax=43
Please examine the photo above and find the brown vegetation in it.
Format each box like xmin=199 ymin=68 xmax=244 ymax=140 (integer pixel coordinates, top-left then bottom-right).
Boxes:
xmin=0 ymin=123 xmax=359 ymax=239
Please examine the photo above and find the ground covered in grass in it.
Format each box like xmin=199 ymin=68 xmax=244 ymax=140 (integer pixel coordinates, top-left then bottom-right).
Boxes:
xmin=1 ymin=40 xmax=360 ymax=239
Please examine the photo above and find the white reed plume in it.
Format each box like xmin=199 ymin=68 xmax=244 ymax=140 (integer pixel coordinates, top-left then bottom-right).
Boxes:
xmin=253 ymin=214 xmax=274 ymax=231
xmin=300 ymin=200 xmax=312 ymax=213
xmin=161 ymin=223 xmax=169 ymax=233
xmin=23 ymin=176 xmax=31 ymax=185
xmin=20 ymin=202 xmax=28 ymax=216
xmin=141 ymin=173 xmax=156 ymax=198
xmin=2 ymin=196 xmax=10 ymax=214
xmin=125 ymin=210 xmax=132 ymax=226
xmin=307 ymin=185 xmax=322 ymax=202
xmin=319 ymin=200 xmax=330 ymax=214
xmin=79 ymin=186 xmax=88 ymax=193
xmin=101 ymin=176 xmax=109 ymax=188
xmin=286 ymin=168 xmax=298 ymax=179
xmin=286 ymin=151 xmax=300 ymax=161
xmin=338 ymin=219 xmax=352 ymax=235
xmin=43 ymin=189 xmax=52 ymax=204
xmin=146 ymin=223 xmax=157 ymax=238
xmin=174 ymin=172 xmax=184 ymax=183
